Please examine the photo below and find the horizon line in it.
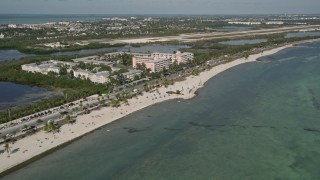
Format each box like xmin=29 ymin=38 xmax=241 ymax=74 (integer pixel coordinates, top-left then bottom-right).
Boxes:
xmin=1 ymin=13 xmax=320 ymax=16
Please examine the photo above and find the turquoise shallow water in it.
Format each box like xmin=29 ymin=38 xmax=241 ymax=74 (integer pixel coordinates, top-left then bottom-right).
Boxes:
xmin=0 ymin=82 xmax=58 ymax=111
xmin=3 ymin=42 xmax=320 ymax=179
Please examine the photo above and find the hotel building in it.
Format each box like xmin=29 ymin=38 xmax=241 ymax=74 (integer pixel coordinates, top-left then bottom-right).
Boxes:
xmin=89 ymin=71 xmax=110 ymax=84
xmin=21 ymin=60 xmax=77 ymax=75
xmin=22 ymin=60 xmax=110 ymax=84
xmin=123 ymin=69 xmax=143 ymax=80
xmin=132 ymin=51 xmax=194 ymax=73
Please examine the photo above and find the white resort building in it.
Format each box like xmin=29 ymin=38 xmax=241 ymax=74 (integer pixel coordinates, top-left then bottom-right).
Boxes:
xmin=123 ymin=69 xmax=143 ymax=80
xmin=21 ymin=60 xmax=77 ymax=75
xmin=73 ymin=69 xmax=110 ymax=84
xmin=132 ymin=51 xmax=194 ymax=72
xmin=73 ymin=69 xmax=92 ymax=79
xmin=89 ymin=71 xmax=110 ymax=84
xmin=21 ymin=60 xmax=110 ymax=84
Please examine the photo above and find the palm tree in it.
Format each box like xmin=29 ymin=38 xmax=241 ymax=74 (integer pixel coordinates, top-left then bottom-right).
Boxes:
xmin=49 ymin=122 xmax=57 ymax=132
xmin=4 ymin=143 xmax=11 ymax=157
xmin=65 ymin=115 xmax=75 ymax=124
xmin=43 ymin=121 xmax=57 ymax=132
xmin=80 ymin=101 xmax=83 ymax=111
xmin=123 ymin=98 xmax=129 ymax=106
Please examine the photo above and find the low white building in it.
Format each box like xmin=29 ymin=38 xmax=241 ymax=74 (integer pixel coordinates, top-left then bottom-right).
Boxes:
xmin=74 ymin=70 xmax=110 ymax=84
xmin=265 ymin=21 xmax=284 ymax=25
xmin=22 ymin=60 xmax=110 ymax=84
xmin=123 ymin=69 xmax=143 ymax=80
xmin=43 ymin=42 xmax=69 ymax=48
xmin=21 ymin=60 xmax=77 ymax=75
xmin=89 ymin=71 xmax=110 ymax=84
xmin=47 ymin=66 xmax=60 ymax=74
xmin=73 ymin=69 xmax=92 ymax=79
xmin=228 ymin=21 xmax=261 ymax=25
xmin=0 ymin=33 xmax=4 ymax=39
xmin=8 ymin=24 xmax=17 ymax=28
xmin=105 ymin=52 xmax=125 ymax=58
xmin=21 ymin=63 xmax=56 ymax=75
xmin=21 ymin=63 xmax=41 ymax=73
xmin=73 ymin=56 xmax=113 ymax=66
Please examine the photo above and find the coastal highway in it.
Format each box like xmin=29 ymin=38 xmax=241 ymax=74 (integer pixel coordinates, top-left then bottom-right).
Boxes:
xmin=0 ymin=111 xmax=63 ymax=137
xmin=0 ymin=78 xmax=172 ymax=139
xmin=0 ymin=95 xmax=105 ymax=141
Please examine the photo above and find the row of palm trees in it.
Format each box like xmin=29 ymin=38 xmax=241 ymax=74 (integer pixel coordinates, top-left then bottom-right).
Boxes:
xmin=1 ymin=135 xmax=12 ymax=157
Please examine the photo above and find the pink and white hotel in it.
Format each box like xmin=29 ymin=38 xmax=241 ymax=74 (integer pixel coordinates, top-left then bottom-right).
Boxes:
xmin=132 ymin=51 xmax=194 ymax=72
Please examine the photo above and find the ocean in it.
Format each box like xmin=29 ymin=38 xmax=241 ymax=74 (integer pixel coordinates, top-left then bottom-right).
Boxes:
xmin=2 ymin=41 xmax=320 ymax=179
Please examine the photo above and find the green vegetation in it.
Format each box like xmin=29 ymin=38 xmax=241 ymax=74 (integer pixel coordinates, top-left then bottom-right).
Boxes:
xmin=163 ymin=79 xmax=174 ymax=87
xmin=166 ymin=90 xmax=182 ymax=95
xmin=63 ymin=115 xmax=76 ymax=124
xmin=192 ymin=68 xmax=200 ymax=76
xmin=43 ymin=121 xmax=58 ymax=132
xmin=0 ymin=31 xmax=125 ymax=55
xmin=110 ymin=99 xmax=120 ymax=107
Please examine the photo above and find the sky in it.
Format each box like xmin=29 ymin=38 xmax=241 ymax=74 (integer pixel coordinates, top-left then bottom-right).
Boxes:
xmin=0 ymin=0 xmax=319 ymax=15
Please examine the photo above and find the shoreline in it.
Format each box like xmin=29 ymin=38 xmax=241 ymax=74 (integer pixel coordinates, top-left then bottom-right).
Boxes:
xmin=0 ymin=41 xmax=312 ymax=175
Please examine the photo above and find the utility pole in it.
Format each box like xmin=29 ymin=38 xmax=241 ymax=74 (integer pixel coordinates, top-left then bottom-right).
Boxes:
xmin=65 ymin=92 xmax=68 ymax=102
xmin=8 ymin=109 xmax=11 ymax=122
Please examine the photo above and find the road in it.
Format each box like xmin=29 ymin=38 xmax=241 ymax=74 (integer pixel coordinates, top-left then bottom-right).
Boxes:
xmin=0 ymin=96 xmax=104 ymax=142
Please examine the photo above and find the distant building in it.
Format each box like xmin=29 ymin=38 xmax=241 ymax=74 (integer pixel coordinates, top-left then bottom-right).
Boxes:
xmin=43 ymin=42 xmax=69 ymax=48
xmin=8 ymin=24 xmax=17 ymax=28
xmin=74 ymin=42 xmax=89 ymax=46
xmin=228 ymin=21 xmax=261 ymax=25
xmin=73 ymin=56 xmax=113 ymax=66
xmin=265 ymin=21 xmax=284 ymax=25
xmin=0 ymin=33 xmax=4 ymax=39
xmin=58 ymin=22 xmax=70 ymax=26
xmin=104 ymin=52 xmax=125 ymax=58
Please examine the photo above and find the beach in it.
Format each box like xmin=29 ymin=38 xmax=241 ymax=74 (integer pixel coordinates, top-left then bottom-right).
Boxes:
xmin=0 ymin=44 xmax=293 ymax=174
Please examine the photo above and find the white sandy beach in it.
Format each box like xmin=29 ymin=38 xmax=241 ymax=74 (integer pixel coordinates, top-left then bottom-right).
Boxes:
xmin=0 ymin=44 xmax=293 ymax=173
